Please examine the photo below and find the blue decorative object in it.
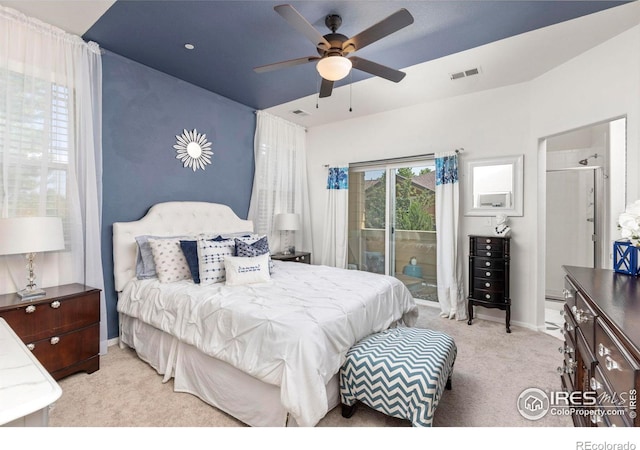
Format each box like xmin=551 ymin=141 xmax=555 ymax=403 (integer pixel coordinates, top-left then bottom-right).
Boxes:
xmin=327 ymin=167 xmax=348 ymax=190
xmin=403 ymin=264 xmax=422 ymax=278
xmin=613 ymin=240 xmax=640 ymax=276
xmin=435 ymin=154 xmax=458 ymax=186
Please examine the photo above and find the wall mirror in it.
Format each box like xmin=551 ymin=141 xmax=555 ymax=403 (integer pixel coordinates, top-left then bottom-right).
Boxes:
xmin=465 ymin=154 xmax=524 ymax=216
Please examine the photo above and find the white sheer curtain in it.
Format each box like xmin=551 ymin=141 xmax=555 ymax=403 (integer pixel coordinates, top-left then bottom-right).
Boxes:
xmin=248 ymin=111 xmax=312 ymax=256
xmin=0 ymin=6 xmax=107 ymax=353
xmin=435 ymin=151 xmax=466 ymax=320
xmin=320 ymin=166 xmax=349 ymax=268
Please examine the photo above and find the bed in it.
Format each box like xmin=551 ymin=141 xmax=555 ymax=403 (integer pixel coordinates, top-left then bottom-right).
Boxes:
xmin=113 ymin=201 xmax=418 ymax=427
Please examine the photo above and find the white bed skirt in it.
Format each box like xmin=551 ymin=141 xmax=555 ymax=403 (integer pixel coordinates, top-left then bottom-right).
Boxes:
xmin=119 ymin=314 xmax=340 ymax=427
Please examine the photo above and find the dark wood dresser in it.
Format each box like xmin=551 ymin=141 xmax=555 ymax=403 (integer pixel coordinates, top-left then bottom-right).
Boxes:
xmin=467 ymin=235 xmax=511 ymax=333
xmin=560 ymin=266 xmax=639 ymax=427
xmin=0 ymin=283 xmax=100 ymax=380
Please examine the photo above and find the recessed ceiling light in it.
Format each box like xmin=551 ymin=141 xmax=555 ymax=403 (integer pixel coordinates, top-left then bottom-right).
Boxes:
xmin=184 ymin=43 xmax=195 ymax=50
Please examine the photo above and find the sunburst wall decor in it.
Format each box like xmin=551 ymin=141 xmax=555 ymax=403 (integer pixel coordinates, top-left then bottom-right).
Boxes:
xmin=174 ymin=128 xmax=213 ymax=171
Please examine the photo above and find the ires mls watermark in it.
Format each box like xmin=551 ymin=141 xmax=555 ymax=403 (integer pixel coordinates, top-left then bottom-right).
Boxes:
xmin=516 ymin=387 xmax=637 ymax=422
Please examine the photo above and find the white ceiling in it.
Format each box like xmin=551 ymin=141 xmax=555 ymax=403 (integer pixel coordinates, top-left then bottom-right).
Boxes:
xmin=3 ymin=1 xmax=639 ymax=128
xmin=267 ymin=1 xmax=640 ymax=127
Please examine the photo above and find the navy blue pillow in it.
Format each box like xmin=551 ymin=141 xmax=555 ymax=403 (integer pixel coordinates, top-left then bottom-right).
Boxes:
xmin=179 ymin=240 xmax=200 ymax=283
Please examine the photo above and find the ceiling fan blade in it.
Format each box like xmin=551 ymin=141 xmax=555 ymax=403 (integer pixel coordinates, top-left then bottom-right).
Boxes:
xmin=274 ymin=4 xmax=331 ymax=50
xmin=343 ymin=9 xmax=414 ymax=53
xmin=319 ymin=78 xmax=334 ymax=98
xmin=254 ymin=56 xmax=319 ymax=73
xmin=350 ymin=56 xmax=406 ymax=83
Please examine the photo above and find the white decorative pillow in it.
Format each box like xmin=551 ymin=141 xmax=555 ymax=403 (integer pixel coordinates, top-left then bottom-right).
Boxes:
xmin=148 ymin=238 xmax=192 ymax=283
xmin=198 ymin=238 xmax=236 ymax=284
xmin=224 ymin=254 xmax=271 ymax=286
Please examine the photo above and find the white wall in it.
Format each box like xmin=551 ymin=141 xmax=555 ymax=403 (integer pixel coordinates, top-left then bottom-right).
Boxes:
xmin=306 ymin=24 xmax=640 ymax=331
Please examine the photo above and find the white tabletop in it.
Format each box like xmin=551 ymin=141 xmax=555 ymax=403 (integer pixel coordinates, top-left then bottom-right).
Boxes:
xmin=0 ymin=317 xmax=62 ymax=425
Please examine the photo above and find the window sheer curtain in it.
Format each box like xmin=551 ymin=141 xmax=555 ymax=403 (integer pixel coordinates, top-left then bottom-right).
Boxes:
xmin=0 ymin=6 xmax=107 ymax=353
xmin=320 ymin=166 xmax=349 ymax=268
xmin=435 ymin=152 xmax=466 ymax=320
xmin=248 ymin=111 xmax=312 ymax=256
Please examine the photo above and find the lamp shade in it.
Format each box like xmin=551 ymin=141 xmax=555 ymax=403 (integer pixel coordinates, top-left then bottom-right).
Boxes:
xmin=316 ymin=56 xmax=352 ymax=81
xmin=0 ymin=217 xmax=65 ymax=255
xmin=274 ymin=213 xmax=300 ymax=231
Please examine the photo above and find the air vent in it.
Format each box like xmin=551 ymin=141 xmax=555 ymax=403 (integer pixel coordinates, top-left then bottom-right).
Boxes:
xmin=291 ymin=109 xmax=310 ymax=116
xmin=450 ymin=67 xmax=481 ymax=80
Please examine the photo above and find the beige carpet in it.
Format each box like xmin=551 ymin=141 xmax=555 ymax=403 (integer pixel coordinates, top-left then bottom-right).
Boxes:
xmin=48 ymin=305 xmax=572 ymax=428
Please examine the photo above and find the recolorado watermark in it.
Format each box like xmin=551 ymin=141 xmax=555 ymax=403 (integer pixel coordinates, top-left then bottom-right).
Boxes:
xmin=576 ymin=443 xmax=636 ymax=450
xmin=516 ymin=387 xmax=637 ymax=422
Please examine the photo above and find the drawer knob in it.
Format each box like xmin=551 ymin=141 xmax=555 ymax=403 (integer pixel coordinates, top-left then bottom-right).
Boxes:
xmin=590 ymin=377 xmax=603 ymax=391
xmin=485 ymin=262 xmax=491 ymax=267
xmin=486 ymin=252 xmax=492 ymax=257
xmin=50 ymin=336 xmax=60 ymax=345
xmin=558 ymin=345 xmax=574 ymax=354
xmin=598 ymin=343 xmax=611 ymax=357
xmin=485 ymin=282 xmax=491 ymax=288
xmin=27 ymin=343 xmax=35 ymax=351
xmin=51 ymin=300 xmax=60 ymax=309
xmin=25 ymin=305 xmax=36 ymax=314
xmin=485 ymin=294 xmax=491 ymax=300
xmin=485 ymin=271 xmax=491 ymax=277
xmin=562 ymin=288 xmax=573 ymax=300
xmin=566 ymin=324 xmax=574 ymax=332
xmin=605 ymin=355 xmax=620 ymax=371
xmin=590 ymin=414 xmax=603 ymax=424
xmin=485 ymin=245 xmax=492 ymax=250
xmin=485 ymin=239 xmax=491 ymax=243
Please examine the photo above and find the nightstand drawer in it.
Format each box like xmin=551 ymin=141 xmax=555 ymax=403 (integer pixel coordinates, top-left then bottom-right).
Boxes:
xmin=473 ymin=258 xmax=504 ymax=270
xmin=29 ymin=324 xmax=99 ymax=374
xmin=0 ymin=291 xmax=99 ymax=343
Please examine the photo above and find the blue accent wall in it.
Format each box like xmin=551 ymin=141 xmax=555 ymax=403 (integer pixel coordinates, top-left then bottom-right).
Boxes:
xmin=101 ymin=50 xmax=255 ymax=340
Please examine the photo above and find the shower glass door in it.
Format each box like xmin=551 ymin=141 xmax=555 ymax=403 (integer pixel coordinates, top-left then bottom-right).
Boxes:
xmin=545 ymin=168 xmax=600 ymax=299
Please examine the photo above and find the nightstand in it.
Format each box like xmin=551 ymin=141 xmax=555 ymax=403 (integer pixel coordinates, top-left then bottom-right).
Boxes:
xmin=0 ymin=283 xmax=101 ymax=380
xmin=271 ymin=251 xmax=311 ymax=264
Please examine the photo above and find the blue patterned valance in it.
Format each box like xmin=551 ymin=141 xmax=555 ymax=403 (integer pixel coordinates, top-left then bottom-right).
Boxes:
xmin=327 ymin=167 xmax=349 ymax=190
xmin=435 ymin=155 xmax=458 ymax=186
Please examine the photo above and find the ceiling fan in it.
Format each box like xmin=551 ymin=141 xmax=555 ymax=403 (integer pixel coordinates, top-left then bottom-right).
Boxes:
xmin=254 ymin=4 xmax=414 ymax=98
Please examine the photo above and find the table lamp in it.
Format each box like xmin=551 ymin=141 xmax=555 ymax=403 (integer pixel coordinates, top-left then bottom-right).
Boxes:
xmin=274 ymin=213 xmax=300 ymax=255
xmin=0 ymin=217 xmax=65 ymax=299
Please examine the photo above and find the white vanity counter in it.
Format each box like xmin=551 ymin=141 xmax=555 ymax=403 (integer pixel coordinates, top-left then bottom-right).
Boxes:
xmin=0 ymin=317 xmax=62 ymax=426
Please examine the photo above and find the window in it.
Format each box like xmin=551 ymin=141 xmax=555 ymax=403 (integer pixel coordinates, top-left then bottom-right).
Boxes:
xmin=0 ymin=70 xmax=71 ymax=242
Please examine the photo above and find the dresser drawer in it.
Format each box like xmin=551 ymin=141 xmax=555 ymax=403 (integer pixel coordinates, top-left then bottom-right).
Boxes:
xmin=473 ymin=257 xmax=504 ymax=271
xmin=29 ymin=324 xmax=99 ymax=374
xmin=591 ymin=365 xmax=634 ymax=427
xmin=571 ymin=291 xmax=598 ymax=348
xmin=562 ymin=276 xmax=578 ymax=310
xmin=562 ymin=304 xmax=578 ymax=345
xmin=0 ymin=292 xmax=99 ymax=343
xmin=473 ymin=267 xmax=504 ymax=280
xmin=595 ymin=318 xmax=640 ymax=401
xmin=473 ymin=278 xmax=504 ymax=292
xmin=471 ymin=288 xmax=505 ymax=303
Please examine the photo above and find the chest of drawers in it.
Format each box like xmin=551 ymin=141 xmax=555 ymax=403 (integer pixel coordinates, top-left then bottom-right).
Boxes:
xmin=560 ymin=266 xmax=640 ymax=427
xmin=0 ymin=284 xmax=100 ymax=380
xmin=467 ymin=235 xmax=511 ymax=333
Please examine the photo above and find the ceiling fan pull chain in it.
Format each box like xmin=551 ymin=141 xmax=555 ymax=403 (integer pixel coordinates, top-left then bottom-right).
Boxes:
xmin=349 ymin=72 xmax=353 ymax=112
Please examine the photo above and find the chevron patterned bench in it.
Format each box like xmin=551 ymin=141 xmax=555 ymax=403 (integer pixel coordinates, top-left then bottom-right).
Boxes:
xmin=339 ymin=327 xmax=457 ymax=427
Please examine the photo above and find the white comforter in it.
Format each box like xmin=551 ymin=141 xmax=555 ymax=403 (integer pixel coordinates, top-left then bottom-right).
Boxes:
xmin=117 ymin=261 xmax=418 ymax=426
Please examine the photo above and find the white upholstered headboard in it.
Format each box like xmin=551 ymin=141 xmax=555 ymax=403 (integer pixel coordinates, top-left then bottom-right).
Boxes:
xmin=112 ymin=201 xmax=253 ymax=292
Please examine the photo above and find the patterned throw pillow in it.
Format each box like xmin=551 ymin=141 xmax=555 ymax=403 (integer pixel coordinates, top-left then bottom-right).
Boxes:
xmin=135 ymin=234 xmax=189 ymax=279
xmin=235 ymin=236 xmax=269 ymax=257
xmin=148 ymin=238 xmax=192 ymax=283
xmin=197 ymin=238 xmax=236 ymax=284
xmin=235 ymin=235 xmax=274 ymax=272
xmin=224 ymin=254 xmax=271 ymax=286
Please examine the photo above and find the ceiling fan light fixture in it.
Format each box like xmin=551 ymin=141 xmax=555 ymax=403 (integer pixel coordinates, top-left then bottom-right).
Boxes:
xmin=316 ymin=56 xmax=352 ymax=81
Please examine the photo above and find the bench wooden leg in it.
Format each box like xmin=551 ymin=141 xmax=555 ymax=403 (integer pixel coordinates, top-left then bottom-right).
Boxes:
xmin=341 ymin=402 xmax=357 ymax=418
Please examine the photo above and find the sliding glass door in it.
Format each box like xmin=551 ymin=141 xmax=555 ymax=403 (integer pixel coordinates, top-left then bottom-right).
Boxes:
xmin=348 ymin=158 xmax=437 ymax=301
